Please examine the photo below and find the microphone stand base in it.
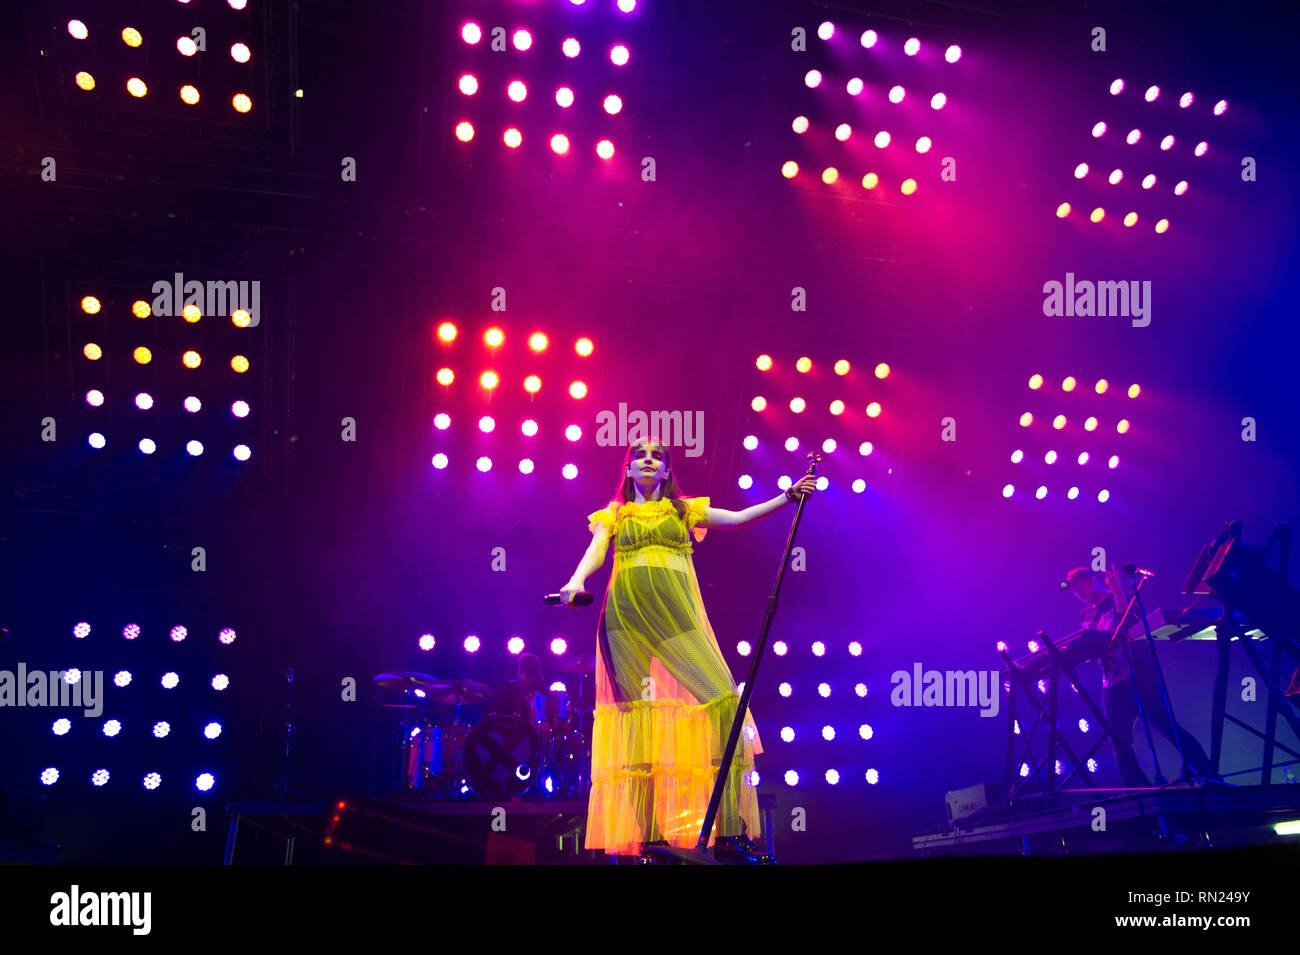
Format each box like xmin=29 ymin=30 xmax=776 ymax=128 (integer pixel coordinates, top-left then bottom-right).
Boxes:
xmin=636 ymin=836 xmax=775 ymax=865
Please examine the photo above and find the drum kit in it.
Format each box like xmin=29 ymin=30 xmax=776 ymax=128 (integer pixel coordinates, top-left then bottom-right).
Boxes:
xmin=374 ymin=655 xmax=596 ymax=801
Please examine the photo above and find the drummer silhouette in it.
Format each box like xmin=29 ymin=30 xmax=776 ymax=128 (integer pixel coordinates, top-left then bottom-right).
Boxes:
xmin=491 ymin=652 xmax=567 ymax=730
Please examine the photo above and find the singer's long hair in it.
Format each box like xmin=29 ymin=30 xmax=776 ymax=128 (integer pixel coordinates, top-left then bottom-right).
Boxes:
xmin=609 ymin=437 xmax=689 ymax=522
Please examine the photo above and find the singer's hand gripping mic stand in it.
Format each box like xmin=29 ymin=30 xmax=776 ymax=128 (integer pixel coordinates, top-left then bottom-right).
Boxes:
xmin=643 ymin=451 xmax=821 ymax=864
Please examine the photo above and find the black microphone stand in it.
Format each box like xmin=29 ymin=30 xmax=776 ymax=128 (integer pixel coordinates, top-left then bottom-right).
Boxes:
xmin=643 ymin=452 xmax=821 ymax=864
xmin=274 ymin=666 xmax=314 ymax=801
xmin=1124 ymin=569 xmax=1224 ymax=788
xmin=1112 ymin=581 xmax=1168 ymax=786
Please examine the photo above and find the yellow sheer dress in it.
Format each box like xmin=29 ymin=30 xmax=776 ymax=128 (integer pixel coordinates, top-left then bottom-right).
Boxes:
xmin=582 ymin=495 xmax=764 ymax=855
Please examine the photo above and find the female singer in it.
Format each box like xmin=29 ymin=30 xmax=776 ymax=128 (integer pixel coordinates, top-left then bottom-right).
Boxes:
xmin=559 ymin=437 xmax=816 ymax=859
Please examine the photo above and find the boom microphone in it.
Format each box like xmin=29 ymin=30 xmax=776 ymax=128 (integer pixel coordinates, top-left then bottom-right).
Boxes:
xmin=1121 ymin=563 xmax=1156 ymax=579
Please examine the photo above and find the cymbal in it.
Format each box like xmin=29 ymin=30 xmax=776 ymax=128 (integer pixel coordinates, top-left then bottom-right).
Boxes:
xmin=424 ymin=678 xmax=493 ymax=705
xmin=379 ymin=702 xmax=436 ymax=710
xmin=373 ymin=670 xmax=439 ymax=690
xmin=556 ymin=655 xmax=595 ymax=674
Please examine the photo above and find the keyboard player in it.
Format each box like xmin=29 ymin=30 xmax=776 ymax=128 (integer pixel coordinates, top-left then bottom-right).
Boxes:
xmin=1062 ymin=566 xmax=1216 ymax=787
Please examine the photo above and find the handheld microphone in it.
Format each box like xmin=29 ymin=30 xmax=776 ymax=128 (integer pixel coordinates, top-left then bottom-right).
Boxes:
xmin=544 ymin=591 xmax=594 ymax=606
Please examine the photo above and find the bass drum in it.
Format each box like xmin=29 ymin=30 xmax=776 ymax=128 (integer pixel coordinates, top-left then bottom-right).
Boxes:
xmin=463 ymin=714 xmax=542 ymax=800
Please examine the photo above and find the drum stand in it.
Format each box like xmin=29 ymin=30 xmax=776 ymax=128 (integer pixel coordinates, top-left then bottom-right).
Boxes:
xmin=536 ymin=728 xmax=560 ymax=795
xmin=396 ymin=687 xmax=419 ymax=795
xmin=567 ymin=670 xmax=593 ymax=797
